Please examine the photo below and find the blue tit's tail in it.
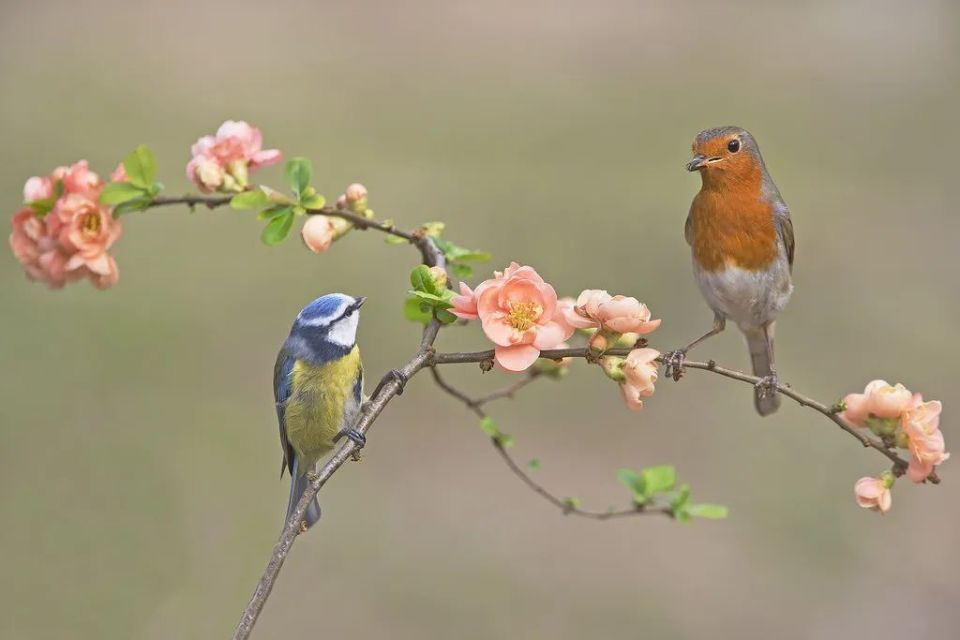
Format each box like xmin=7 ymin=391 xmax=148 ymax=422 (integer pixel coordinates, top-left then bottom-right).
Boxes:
xmin=287 ymin=457 xmax=322 ymax=530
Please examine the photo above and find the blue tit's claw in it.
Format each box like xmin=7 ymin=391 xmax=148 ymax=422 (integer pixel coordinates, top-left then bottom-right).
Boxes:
xmin=335 ymin=428 xmax=366 ymax=449
xmin=755 ymin=372 xmax=780 ymax=399
xmin=662 ymin=349 xmax=687 ymax=381
xmin=372 ymin=368 xmax=409 ymax=398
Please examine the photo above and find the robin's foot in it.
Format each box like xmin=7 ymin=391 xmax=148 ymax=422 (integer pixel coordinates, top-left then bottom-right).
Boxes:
xmin=755 ymin=373 xmax=780 ymax=399
xmin=662 ymin=349 xmax=687 ymax=381
xmin=306 ymin=470 xmax=320 ymax=482
xmin=335 ymin=428 xmax=366 ymax=449
xmin=371 ymin=368 xmax=409 ymax=398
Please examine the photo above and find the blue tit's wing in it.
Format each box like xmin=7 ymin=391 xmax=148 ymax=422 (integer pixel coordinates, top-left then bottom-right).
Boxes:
xmin=353 ymin=359 xmax=364 ymax=407
xmin=274 ymin=348 xmax=296 ymax=477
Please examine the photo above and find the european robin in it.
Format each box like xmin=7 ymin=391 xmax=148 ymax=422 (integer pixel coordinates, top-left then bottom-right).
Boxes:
xmin=664 ymin=126 xmax=795 ymax=415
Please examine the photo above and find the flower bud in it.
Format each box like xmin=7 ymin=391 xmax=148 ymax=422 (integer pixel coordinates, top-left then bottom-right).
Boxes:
xmin=600 ymin=356 xmax=626 ymax=382
xmin=226 ymin=159 xmax=250 ymax=189
xmin=301 ymin=215 xmax=336 ymax=253
xmin=427 ymin=265 xmax=448 ymax=289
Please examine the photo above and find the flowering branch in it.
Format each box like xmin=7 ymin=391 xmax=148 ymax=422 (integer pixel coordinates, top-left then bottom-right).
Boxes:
xmin=430 ymin=347 xmax=939 ymax=484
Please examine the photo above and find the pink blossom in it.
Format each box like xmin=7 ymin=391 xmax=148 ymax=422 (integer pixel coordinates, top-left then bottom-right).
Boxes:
xmin=563 ymin=289 xmax=661 ymax=336
xmin=9 ymin=165 xmax=122 ymax=290
xmin=902 ymin=399 xmax=949 ymax=482
xmin=456 ymin=262 xmax=574 ymax=372
xmin=854 ymin=477 xmax=892 ymax=514
xmin=620 ymin=348 xmax=660 ymax=411
xmin=186 ymin=120 xmax=282 ymax=193
xmin=301 ymin=215 xmax=336 ymax=253
xmin=841 ymin=380 xmax=914 ymax=426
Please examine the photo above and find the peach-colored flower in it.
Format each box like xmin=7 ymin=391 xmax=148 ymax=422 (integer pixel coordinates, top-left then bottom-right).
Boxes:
xmin=345 ymin=183 xmax=367 ymax=204
xmin=902 ymin=399 xmax=949 ymax=482
xmin=301 ymin=215 xmax=336 ymax=253
xmin=854 ymin=476 xmax=892 ymax=514
xmin=595 ymin=295 xmax=662 ymax=335
xmin=457 ymin=262 xmax=574 ymax=372
xmin=563 ymin=289 xmax=661 ymax=336
xmin=186 ymin=120 xmax=282 ymax=193
xmin=841 ymin=380 xmax=914 ymax=426
xmin=10 ymin=165 xmax=121 ymax=290
xmin=620 ymin=348 xmax=660 ymax=411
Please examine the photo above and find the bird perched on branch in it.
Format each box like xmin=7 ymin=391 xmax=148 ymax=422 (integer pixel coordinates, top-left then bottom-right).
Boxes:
xmin=665 ymin=126 xmax=794 ymax=415
xmin=274 ymin=293 xmax=367 ymax=530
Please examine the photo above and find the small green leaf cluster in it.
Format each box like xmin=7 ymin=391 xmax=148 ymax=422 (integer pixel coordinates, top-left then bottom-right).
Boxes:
xmin=231 ymin=158 xmax=327 ymax=245
xmin=433 ymin=236 xmax=492 ymax=280
xmin=405 ymin=265 xmax=458 ymax=324
xmin=617 ymin=466 xmax=728 ymax=522
xmin=479 ymin=417 xmax=515 ymax=448
xmin=99 ymin=146 xmax=164 ymax=216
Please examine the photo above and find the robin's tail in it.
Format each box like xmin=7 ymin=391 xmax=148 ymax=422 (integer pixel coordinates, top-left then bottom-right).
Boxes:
xmin=286 ymin=457 xmax=322 ymax=530
xmin=744 ymin=324 xmax=780 ymax=416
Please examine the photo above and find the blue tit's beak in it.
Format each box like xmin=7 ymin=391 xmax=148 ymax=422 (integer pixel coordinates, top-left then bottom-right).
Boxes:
xmin=354 ymin=296 xmax=367 ymax=310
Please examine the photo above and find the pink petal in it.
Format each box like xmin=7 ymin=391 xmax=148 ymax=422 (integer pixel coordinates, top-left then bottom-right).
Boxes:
xmin=495 ymin=344 xmax=541 ymax=372
xmin=250 ymin=149 xmax=283 ymax=169
xmin=482 ymin=315 xmax=521 ymax=347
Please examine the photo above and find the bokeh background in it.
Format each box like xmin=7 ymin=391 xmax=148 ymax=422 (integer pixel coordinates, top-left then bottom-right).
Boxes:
xmin=2 ymin=1 xmax=959 ymax=638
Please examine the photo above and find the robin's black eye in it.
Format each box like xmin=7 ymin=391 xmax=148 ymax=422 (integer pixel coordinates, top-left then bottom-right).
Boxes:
xmin=727 ymin=139 xmax=741 ymax=153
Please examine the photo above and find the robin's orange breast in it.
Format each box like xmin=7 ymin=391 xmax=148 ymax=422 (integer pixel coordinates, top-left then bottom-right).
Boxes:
xmin=690 ymin=185 xmax=779 ymax=272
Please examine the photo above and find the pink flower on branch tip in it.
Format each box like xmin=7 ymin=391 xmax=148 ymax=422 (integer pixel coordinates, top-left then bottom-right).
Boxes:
xmin=854 ymin=476 xmax=892 ymax=514
xmin=902 ymin=399 xmax=949 ymax=483
xmin=186 ymin=120 xmax=282 ymax=193
xmin=10 ymin=162 xmax=122 ymax=290
xmin=452 ymin=262 xmax=574 ymax=372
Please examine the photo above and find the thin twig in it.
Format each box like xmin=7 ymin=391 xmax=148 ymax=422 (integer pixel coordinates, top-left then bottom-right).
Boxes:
xmin=430 ymin=347 xmax=939 ymax=485
xmin=429 ymin=367 xmax=673 ymax=520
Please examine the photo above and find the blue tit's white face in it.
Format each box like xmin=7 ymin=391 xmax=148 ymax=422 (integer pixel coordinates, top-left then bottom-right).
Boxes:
xmin=292 ymin=293 xmax=365 ymax=352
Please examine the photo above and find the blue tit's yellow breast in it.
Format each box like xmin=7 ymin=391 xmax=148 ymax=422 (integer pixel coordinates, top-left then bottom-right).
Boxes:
xmin=284 ymin=346 xmax=362 ymax=465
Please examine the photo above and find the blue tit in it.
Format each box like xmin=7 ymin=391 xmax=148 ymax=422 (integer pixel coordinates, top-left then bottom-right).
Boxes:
xmin=274 ymin=293 xmax=367 ymax=530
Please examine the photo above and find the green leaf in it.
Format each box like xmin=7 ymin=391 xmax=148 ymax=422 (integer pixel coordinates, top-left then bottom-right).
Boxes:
xmin=671 ymin=484 xmax=691 ymax=510
xmin=409 ymin=264 xmax=447 ymax=296
xmin=687 ymin=504 xmax=729 ymax=519
xmin=100 ymin=181 xmax=147 ymax=206
xmin=563 ymin=497 xmax=582 ymax=510
xmin=112 ymin=197 xmax=153 ymax=216
xmin=384 ymin=235 xmax=408 ymax=245
xmin=495 ymin=433 xmax=515 ymax=448
xmin=616 ymin=468 xmax=645 ymax=497
xmin=231 ymin=190 xmax=271 ymax=210
xmin=300 ymin=193 xmax=325 ymax=209
xmin=452 ymin=249 xmax=492 ymax=262
xmin=408 ymin=290 xmax=454 ymax=307
xmin=261 ymin=207 xmax=294 ymax=245
xmin=479 ymin=417 xmax=499 ymax=438
xmin=674 ymin=506 xmax=692 ymax=523
xmin=256 ymin=205 xmax=290 ymax=222
xmin=421 ymin=221 xmax=446 ymax=237
xmin=285 ymin=157 xmax=312 ymax=196
xmin=436 ymin=309 xmax=458 ymax=324
xmin=403 ymin=297 xmax=433 ymax=324
xmin=450 ymin=263 xmax=474 ymax=279
xmin=123 ymin=145 xmax=157 ymax=190
xmin=641 ymin=465 xmax=676 ymax=495
xmin=527 ymin=458 xmax=541 ymax=470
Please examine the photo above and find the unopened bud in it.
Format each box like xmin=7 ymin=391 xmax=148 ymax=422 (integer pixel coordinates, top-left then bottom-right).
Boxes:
xmin=427 ymin=266 xmax=448 ymax=289
xmin=599 ymin=356 xmax=626 ymax=382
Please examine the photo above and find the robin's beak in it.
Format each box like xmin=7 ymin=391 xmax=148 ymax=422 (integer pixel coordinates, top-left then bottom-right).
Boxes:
xmin=686 ymin=154 xmax=708 ymax=171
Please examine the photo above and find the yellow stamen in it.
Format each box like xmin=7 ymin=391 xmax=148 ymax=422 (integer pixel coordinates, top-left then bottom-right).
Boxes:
xmin=507 ymin=301 xmax=542 ymax=331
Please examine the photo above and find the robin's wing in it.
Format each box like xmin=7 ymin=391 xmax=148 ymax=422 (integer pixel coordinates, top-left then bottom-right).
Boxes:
xmin=773 ymin=200 xmax=795 ymax=271
xmin=684 ymin=212 xmax=693 ymax=246
xmin=274 ymin=349 xmax=296 ymax=477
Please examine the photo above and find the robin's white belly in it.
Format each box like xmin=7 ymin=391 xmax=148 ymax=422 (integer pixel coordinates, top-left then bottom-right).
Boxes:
xmin=693 ymin=258 xmax=792 ymax=330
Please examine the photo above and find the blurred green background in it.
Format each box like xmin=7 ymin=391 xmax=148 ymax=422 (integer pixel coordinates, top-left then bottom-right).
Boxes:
xmin=2 ymin=1 xmax=958 ymax=638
